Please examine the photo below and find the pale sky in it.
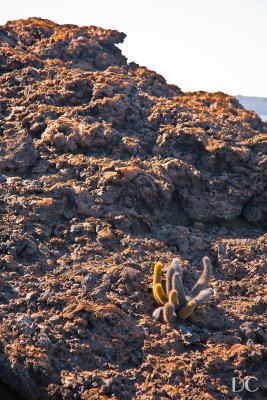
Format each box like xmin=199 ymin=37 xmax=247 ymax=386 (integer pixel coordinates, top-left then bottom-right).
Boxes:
xmin=1 ymin=0 xmax=267 ymax=97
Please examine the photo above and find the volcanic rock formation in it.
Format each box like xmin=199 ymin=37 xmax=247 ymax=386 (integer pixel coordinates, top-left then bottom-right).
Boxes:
xmin=0 ymin=18 xmax=266 ymax=400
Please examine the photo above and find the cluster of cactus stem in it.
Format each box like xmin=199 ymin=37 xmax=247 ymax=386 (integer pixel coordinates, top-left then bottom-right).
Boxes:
xmin=152 ymin=257 xmax=213 ymax=323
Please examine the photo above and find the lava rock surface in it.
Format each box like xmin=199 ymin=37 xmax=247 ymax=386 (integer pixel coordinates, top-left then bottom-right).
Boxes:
xmin=0 ymin=17 xmax=266 ymax=400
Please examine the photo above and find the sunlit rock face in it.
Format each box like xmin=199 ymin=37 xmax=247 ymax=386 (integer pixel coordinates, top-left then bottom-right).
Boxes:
xmin=0 ymin=17 xmax=266 ymax=400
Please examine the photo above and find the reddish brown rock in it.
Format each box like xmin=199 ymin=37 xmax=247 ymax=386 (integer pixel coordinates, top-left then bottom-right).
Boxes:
xmin=0 ymin=132 xmax=38 ymax=171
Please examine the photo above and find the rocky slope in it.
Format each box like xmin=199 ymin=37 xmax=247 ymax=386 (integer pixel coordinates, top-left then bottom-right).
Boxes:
xmin=0 ymin=17 xmax=266 ymax=400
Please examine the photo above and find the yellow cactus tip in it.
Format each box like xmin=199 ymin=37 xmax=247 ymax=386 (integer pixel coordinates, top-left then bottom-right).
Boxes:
xmin=178 ymin=300 xmax=197 ymax=320
xmin=169 ymin=289 xmax=178 ymax=304
xmin=154 ymin=283 xmax=168 ymax=305
xmin=154 ymin=262 xmax=163 ymax=271
xmin=153 ymin=261 xmax=164 ymax=304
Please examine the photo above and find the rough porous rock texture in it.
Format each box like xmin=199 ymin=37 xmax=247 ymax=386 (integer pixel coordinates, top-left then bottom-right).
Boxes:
xmin=0 ymin=18 xmax=266 ymax=400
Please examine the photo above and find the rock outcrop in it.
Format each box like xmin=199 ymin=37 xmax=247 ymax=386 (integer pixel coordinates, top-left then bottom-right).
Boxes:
xmin=0 ymin=18 xmax=266 ymax=400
